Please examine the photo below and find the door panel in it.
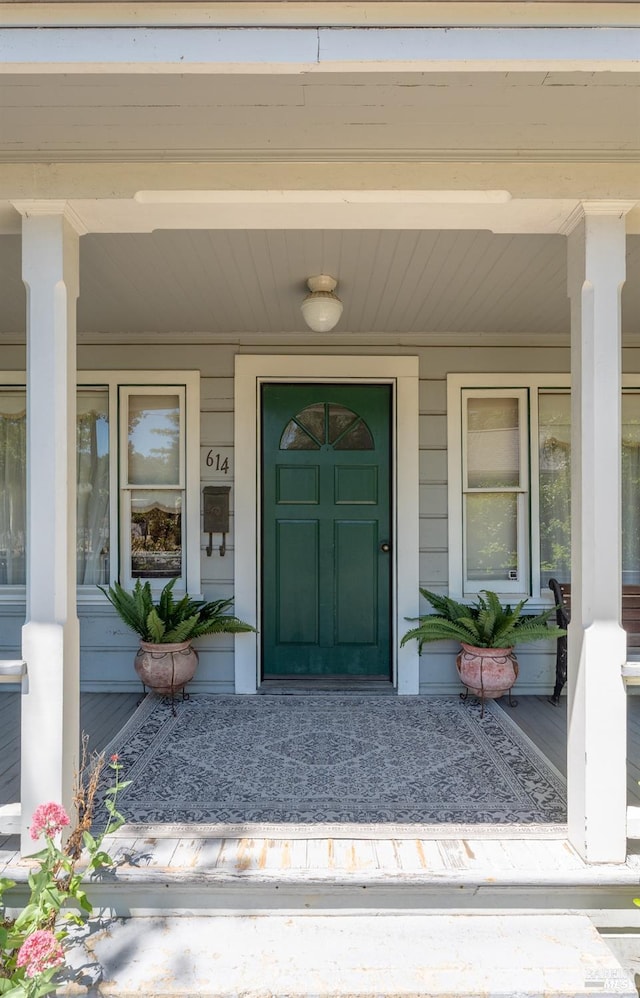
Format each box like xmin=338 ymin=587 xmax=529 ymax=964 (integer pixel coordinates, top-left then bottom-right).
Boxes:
xmin=276 ymin=520 xmax=319 ymax=645
xmin=262 ymin=383 xmax=391 ymax=678
xmin=277 ymin=466 xmax=319 ymax=505
xmin=334 ymin=465 xmax=378 ymax=504
xmin=335 ymin=519 xmax=378 ymax=645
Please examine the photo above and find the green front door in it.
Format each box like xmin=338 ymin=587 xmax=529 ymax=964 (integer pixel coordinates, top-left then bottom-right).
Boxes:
xmin=262 ymin=384 xmax=392 ymax=679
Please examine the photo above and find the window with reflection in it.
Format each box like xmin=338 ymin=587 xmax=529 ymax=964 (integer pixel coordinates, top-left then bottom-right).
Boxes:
xmin=538 ymin=391 xmax=571 ymax=585
xmin=77 ymin=389 xmax=110 ymax=585
xmin=0 ymin=391 xmax=26 ymax=585
xmin=462 ymin=391 xmax=527 ymax=592
xmin=0 ymin=388 xmax=111 ymax=587
xmin=121 ymin=388 xmax=185 ymax=585
xmin=454 ymin=379 xmax=640 ymax=598
xmin=280 ymin=402 xmax=374 ymax=451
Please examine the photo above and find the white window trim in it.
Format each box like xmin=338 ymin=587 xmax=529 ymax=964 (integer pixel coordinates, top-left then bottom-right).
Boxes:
xmin=447 ymin=373 xmax=569 ymax=602
xmin=461 ymin=387 xmax=529 ymax=596
xmin=0 ymin=370 xmax=200 ymax=604
xmin=234 ymin=355 xmax=420 ymax=696
xmin=119 ymin=385 xmax=186 ymax=593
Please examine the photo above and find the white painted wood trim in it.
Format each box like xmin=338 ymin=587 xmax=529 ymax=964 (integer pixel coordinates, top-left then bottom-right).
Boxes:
xmin=0 ymin=660 xmax=27 ymax=684
xmin=20 ymin=210 xmax=80 ymax=853
xmin=185 ymin=374 xmax=202 ymax=599
xmin=460 ymin=387 xmax=529 ymax=597
xmin=1 ymin=26 xmax=639 ymax=74
xmin=622 ymin=664 xmax=640 ymax=685
xmin=528 ymin=386 xmax=543 ymax=600
xmin=396 ymin=369 xmax=420 ymax=694
xmin=234 ymin=355 xmax=420 ymax=695
xmin=4 ymin=3 xmax=640 ymax=30
xmin=0 ymin=660 xmax=26 ymax=674
xmin=0 ymin=803 xmax=20 ymax=835
xmin=567 ymin=208 xmax=629 ymax=864
xmin=233 ymin=363 xmax=259 ymax=695
xmin=447 ymin=377 xmax=464 ymax=600
xmin=627 ymin=805 xmax=640 ymax=839
xmin=6 ymin=198 xmax=635 ymax=239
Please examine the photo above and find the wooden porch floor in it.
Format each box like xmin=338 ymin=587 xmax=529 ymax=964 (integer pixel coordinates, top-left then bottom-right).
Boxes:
xmin=0 ymin=691 xmax=140 ymax=848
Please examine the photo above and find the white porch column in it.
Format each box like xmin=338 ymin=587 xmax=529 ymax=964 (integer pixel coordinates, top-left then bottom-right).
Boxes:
xmin=566 ymin=202 xmax=633 ymax=864
xmin=15 ymin=203 xmax=82 ymax=851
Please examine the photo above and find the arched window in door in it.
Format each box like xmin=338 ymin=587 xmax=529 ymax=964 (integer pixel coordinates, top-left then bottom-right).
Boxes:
xmin=280 ymin=402 xmax=374 ymax=451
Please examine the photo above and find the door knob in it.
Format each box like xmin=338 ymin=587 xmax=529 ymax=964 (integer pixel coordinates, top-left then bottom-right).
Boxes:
xmin=380 ymin=542 xmax=391 ymax=552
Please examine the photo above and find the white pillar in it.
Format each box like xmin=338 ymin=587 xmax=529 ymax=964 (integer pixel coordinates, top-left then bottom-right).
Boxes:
xmin=15 ymin=203 xmax=83 ymax=852
xmin=566 ymin=202 xmax=633 ymax=863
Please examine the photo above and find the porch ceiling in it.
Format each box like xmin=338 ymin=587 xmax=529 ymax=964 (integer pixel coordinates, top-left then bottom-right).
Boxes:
xmin=1 ymin=228 xmax=640 ymax=337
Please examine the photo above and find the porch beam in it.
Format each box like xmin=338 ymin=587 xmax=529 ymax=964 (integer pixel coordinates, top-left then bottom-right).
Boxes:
xmin=1 ymin=26 xmax=639 ymax=75
xmin=3 ymin=3 xmax=640 ymax=30
xmin=16 ymin=202 xmax=82 ymax=852
xmin=565 ymin=201 xmax=633 ymax=864
xmin=1 ymin=166 xmax=640 ymax=212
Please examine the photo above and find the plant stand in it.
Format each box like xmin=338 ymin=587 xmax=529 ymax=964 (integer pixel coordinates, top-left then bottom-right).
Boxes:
xmin=138 ymin=682 xmax=190 ymax=716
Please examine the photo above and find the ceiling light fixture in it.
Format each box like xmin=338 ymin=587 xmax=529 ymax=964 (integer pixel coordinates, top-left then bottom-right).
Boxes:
xmin=300 ymin=275 xmax=343 ymax=333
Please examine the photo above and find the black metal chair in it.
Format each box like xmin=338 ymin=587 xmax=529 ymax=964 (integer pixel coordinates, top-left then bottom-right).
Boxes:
xmin=548 ymin=578 xmax=569 ymax=705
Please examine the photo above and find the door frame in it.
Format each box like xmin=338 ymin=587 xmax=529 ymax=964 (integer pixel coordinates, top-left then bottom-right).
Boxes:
xmin=234 ymin=355 xmax=420 ymax=694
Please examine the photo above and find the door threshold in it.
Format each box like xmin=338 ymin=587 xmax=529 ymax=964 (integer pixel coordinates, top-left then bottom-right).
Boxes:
xmin=258 ymin=678 xmax=396 ymax=695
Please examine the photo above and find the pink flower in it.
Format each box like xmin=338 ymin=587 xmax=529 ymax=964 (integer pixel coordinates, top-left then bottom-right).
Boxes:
xmin=110 ymin=753 xmax=119 ymax=763
xmin=29 ymin=802 xmax=70 ymax=841
xmin=16 ymin=930 xmax=65 ymax=978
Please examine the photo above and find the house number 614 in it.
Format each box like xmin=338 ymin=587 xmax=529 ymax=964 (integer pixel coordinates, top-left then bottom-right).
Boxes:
xmin=206 ymin=450 xmax=229 ymax=474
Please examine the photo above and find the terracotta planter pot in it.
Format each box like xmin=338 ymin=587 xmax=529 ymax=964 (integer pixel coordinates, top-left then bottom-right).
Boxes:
xmin=134 ymin=640 xmax=199 ymax=696
xmin=456 ymin=643 xmax=519 ymax=702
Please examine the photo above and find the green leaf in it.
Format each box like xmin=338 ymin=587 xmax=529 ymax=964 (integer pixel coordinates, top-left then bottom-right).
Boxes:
xmin=163 ymin=614 xmax=200 ymax=644
xmin=13 ymin=903 xmax=40 ymax=931
xmin=89 ymin=850 xmax=115 ymax=869
xmin=0 ymin=984 xmax=29 ymax=998
xmin=74 ymin=889 xmax=93 ymax=914
xmin=158 ymin=578 xmax=177 ymax=622
xmin=146 ymin=608 xmax=166 ymax=643
xmin=189 ymin=615 xmax=255 ymax=639
xmin=82 ymin=831 xmax=97 ymax=852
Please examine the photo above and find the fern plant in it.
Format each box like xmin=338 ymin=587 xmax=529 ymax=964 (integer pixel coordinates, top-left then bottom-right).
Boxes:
xmin=99 ymin=579 xmax=255 ymax=644
xmin=401 ymin=588 xmax=566 ymax=653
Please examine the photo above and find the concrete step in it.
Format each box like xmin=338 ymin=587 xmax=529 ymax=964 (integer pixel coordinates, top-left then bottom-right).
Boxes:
xmin=61 ymin=912 xmax=638 ymax=997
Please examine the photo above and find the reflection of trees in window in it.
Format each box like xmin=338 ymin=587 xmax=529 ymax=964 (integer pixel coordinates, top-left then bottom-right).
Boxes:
xmin=127 ymin=396 xmax=180 ymax=485
xmin=622 ymin=402 xmax=640 ymax=584
xmin=465 ymin=493 xmax=518 ymax=582
xmin=280 ymin=403 xmax=374 ymax=451
xmin=77 ymin=394 xmax=110 ymax=585
xmin=538 ymin=394 xmax=640 ymax=585
xmin=539 ymin=437 xmax=571 ymax=582
xmin=538 ymin=394 xmax=571 ymax=583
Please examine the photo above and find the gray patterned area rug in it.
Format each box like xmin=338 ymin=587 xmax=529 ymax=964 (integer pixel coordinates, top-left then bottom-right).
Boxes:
xmin=98 ymin=694 xmax=566 ymax=835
